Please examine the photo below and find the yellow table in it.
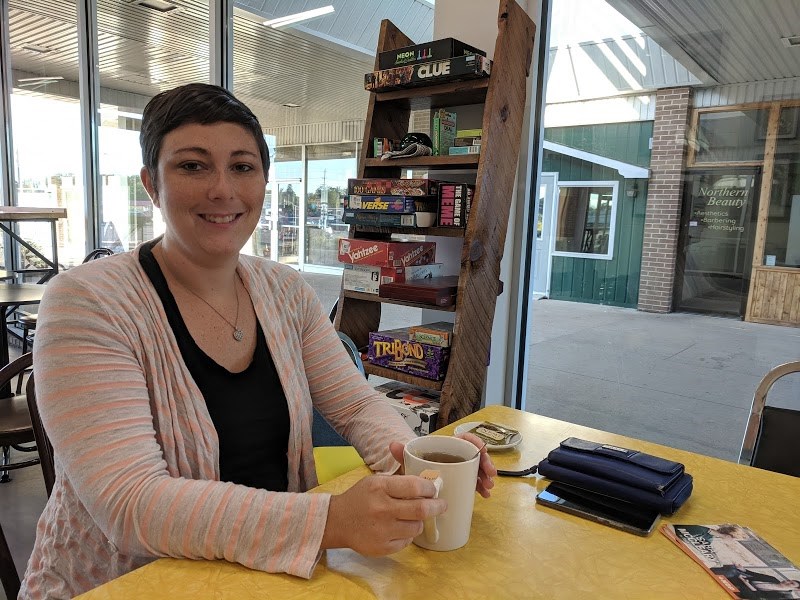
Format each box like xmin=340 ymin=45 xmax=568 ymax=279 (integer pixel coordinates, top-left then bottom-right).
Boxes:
xmin=77 ymin=406 xmax=800 ymax=599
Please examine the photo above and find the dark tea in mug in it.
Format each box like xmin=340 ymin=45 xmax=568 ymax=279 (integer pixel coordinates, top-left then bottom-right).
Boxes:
xmin=419 ymin=451 xmax=466 ymax=463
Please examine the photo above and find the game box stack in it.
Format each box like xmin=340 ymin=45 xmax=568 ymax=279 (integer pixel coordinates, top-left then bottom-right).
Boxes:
xmin=368 ymin=327 xmax=451 ymax=381
xmin=343 ymin=178 xmax=441 ymax=228
xmin=448 ymin=128 xmax=482 ymax=156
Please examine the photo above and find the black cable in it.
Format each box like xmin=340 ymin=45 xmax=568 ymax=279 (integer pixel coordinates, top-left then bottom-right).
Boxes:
xmin=497 ymin=464 xmax=539 ymax=477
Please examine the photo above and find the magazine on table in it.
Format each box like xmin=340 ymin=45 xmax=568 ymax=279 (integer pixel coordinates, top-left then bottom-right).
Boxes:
xmin=662 ymin=524 xmax=800 ymax=599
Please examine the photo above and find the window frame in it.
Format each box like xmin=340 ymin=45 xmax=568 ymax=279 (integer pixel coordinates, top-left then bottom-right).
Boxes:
xmin=551 ymin=180 xmax=619 ymax=261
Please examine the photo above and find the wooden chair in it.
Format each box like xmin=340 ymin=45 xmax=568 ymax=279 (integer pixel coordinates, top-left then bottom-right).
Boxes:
xmin=14 ymin=248 xmax=115 ymax=390
xmin=0 ymin=519 xmax=20 ymax=599
xmin=739 ymin=361 xmax=800 ymax=477
xmin=0 ymin=353 xmax=39 ymax=483
xmin=26 ymin=373 xmax=54 ymax=497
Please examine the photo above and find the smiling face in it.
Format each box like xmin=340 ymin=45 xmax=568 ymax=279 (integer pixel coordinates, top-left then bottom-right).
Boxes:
xmin=141 ymin=121 xmax=267 ymax=266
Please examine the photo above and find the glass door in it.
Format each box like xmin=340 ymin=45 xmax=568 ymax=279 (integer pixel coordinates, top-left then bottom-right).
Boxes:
xmin=674 ymin=169 xmax=760 ymax=317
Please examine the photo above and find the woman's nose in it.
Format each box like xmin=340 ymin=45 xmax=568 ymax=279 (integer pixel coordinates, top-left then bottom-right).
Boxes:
xmin=207 ymin=169 xmax=235 ymax=199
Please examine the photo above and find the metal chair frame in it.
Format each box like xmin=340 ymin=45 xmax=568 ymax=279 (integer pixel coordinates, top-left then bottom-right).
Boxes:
xmin=739 ymin=360 xmax=800 ymax=467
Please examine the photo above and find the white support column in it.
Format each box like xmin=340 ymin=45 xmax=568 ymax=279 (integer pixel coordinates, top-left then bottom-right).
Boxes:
xmin=210 ymin=0 xmax=234 ymax=90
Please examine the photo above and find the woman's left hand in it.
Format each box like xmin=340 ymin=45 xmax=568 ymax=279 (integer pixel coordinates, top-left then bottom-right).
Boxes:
xmin=389 ymin=432 xmax=497 ymax=498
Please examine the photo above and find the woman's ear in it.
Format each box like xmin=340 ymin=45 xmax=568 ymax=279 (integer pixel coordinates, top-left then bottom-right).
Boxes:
xmin=140 ymin=166 xmax=159 ymax=207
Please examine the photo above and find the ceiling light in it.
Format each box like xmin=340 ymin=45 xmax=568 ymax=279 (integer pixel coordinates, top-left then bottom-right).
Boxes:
xmin=263 ymin=5 xmax=334 ymax=28
xmin=136 ymin=0 xmax=180 ymax=13
xmin=21 ymin=44 xmax=52 ymax=54
xmin=780 ymin=35 xmax=800 ymax=48
xmin=18 ymin=76 xmax=64 ymax=83
xmin=282 ymin=102 xmax=301 ymax=108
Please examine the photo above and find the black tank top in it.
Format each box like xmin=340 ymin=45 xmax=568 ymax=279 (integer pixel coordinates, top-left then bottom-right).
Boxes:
xmin=139 ymin=239 xmax=289 ymax=491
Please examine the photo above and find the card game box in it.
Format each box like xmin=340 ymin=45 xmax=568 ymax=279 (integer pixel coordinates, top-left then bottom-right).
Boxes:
xmin=378 ymin=37 xmax=485 ymax=70
xmin=343 ymin=211 xmax=429 ymax=228
xmin=337 ymin=238 xmax=436 ymax=267
xmin=344 ymin=195 xmax=438 ymax=213
xmin=343 ymin=263 xmax=445 ymax=294
xmin=408 ymin=321 xmax=455 ymax=348
xmin=368 ymin=327 xmax=451 ymax=381
xmin=365 ymin=54 xmax=492 ymax=93
xmin=432 ymin=109 xmax=457 ymax=156
xmin=379 ymin=276 xmax=459 ymax=307
xmin=438 ymin=183 xmax=474 ymax=228
xmin=374 ymin=381 xmax=441 ymax=435
xmin=348 ymin=178 xmax=441 ymax=197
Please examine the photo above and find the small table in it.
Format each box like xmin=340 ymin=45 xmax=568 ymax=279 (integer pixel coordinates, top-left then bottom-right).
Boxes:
xmin=0 ymin=206 xmax=67 ymax=284
xmin=76 ymin=405 xmax=800 ymax=599
xmin=0 ymin=284 xmax=44 ymax=397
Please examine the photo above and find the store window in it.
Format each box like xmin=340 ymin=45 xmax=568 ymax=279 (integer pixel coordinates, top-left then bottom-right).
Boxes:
xmin=764 ymin=106 xmax=800 ymax=268
xmin=305 ymin=143 xmax=357 ymax=268
xmin=553 ymin=182 xmax=617 ymax=259
xmin=694 ymin=109 xmax=768 ymax=164
xmin=8 ymin=1 xmax=86 ymax=268
xmin=96 ymin=0 xmax=210 ymax=253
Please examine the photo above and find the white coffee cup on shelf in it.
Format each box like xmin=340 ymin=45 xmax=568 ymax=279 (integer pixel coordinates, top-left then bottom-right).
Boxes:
xmin=404 ymin=435 xmax=480 ymax=551
xmin=415 ymin=211 xmax=436 ymax=227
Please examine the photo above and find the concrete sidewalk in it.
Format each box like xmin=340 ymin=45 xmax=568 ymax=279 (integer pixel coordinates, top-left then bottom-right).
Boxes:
xmin=302 ymin=272 xmax=800 ymax=462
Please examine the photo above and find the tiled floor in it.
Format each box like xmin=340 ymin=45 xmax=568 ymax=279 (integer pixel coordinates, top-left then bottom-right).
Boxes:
xmin=1 ymin=273 xmax=797 ymax=598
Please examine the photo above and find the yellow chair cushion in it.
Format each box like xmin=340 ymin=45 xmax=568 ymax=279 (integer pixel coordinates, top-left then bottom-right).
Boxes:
xmin=313 ymin=446 xmax=366 ymax=485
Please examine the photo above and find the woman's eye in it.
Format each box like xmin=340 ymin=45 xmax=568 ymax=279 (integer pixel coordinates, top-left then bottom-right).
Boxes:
xmin=181 ymin=162 xmax=203 ymax=171
xmin=234 ymin=164 xmax=254 ymax=173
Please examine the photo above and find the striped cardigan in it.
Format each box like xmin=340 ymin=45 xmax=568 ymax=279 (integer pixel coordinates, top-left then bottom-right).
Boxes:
xmin=20 ymin=246 xmax=414 ymax=599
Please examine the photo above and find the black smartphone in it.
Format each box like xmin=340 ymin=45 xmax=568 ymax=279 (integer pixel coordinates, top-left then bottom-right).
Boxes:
xmin=535 ymin=482 xmax=660 ymax=536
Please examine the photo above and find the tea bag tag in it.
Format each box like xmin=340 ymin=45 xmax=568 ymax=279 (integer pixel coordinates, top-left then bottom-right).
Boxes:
xmin=420 ymin=469 xmax=443 ymax=544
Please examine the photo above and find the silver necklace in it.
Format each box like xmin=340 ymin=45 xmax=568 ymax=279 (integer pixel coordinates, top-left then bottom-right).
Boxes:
xmin=167 ymin=266 xmax=244 ymax=342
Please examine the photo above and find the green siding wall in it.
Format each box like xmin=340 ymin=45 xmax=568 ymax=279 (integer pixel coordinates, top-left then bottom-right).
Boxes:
xmin=543 ymin=152 xmax=648 ymax=307
xmin=545 ymin=122 xmax=653 ymax=168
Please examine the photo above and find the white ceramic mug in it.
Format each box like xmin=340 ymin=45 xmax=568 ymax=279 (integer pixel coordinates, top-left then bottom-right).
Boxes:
xmin=404 ymin=435 xmax=480 ymax=551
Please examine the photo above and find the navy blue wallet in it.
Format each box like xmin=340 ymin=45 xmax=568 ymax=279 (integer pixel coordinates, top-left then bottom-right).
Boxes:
xmin=536 ymin=438 xmax=693 ymax=515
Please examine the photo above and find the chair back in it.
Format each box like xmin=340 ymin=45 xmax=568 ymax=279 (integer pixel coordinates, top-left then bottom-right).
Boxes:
xmin=740 ymin=360 xmax=800 ymax=476
xmin=26 ymin=373 xmax=55 ymax=497
xmin=311 ymin=332 xmax=365 ymax=447
xmin=83 ymin=248 xmax=114 ymax=263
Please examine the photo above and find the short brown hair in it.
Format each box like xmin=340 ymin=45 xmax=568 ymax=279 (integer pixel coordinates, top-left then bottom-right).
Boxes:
xmin=140 ymin=83 xmax=270 ymax=185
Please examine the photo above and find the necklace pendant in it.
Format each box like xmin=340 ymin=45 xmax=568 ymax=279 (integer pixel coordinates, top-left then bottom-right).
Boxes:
xmin=233 ymin=329 xmax=244 ymax=342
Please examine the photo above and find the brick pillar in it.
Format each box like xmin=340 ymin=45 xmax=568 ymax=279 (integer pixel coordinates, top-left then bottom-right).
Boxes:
xmin=637 ymin=87 xmax=691 ymax=313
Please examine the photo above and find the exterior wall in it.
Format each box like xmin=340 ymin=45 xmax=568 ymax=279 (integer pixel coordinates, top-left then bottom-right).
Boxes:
xmin=544 ymin=121 xmax=653 ymax=168
xmin=637 ymin=87 xmax=691 ymax=313
xmin=545 ymin=152 xmax=648 ymax=307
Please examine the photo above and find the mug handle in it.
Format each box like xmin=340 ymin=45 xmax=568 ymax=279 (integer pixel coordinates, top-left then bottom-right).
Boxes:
xmin=420 ymin=470 xmax=443 ymax=544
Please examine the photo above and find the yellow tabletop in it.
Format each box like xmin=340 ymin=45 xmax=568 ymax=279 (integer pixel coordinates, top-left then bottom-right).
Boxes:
xmin=77 ymin=405 xmax=800 ymax=600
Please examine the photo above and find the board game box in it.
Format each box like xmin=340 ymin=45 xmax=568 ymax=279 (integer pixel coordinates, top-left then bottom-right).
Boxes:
xmin=374 ymin=381 xmax=441 ymax=435
xmin=343 ymin=263 xmax=445 ymax=294
xmin=378 ymin=37 xmax=485 ymax=70
xmin=368 ymin=327 xmax=451 ymax=381
xmin=379 ymin=276 xmax=459 ymax=307
xmin=438 ymin=183 xmax=474 ymax=227
xmin=344 ymin=195 xmax=438 ymax=213
xmin=365 ymin=54 xmax=492 ymax=92
xmin=348 ymin=178 xmax=441 ymax=197
xmin=337 ymin=238 xmax=436 ymax=267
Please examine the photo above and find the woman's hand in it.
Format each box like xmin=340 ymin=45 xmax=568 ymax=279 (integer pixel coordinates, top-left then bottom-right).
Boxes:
xmin=321 ymin=475 xmax=447 ymax=555
xmin=389 ymin=432 xmax=498 ymax=498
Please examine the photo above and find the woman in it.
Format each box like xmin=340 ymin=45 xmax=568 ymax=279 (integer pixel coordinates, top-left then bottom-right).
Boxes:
xmin=21 ymin=83 xmax=496 ymax=598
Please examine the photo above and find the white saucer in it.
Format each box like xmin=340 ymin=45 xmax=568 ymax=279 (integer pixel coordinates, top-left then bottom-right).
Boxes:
xmin=454 ymin=421 xmax=522 ymax=451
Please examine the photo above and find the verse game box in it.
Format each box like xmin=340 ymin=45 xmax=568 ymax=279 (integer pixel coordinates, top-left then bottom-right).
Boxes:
xmin=344 ymin=195 xmax=438 ymax=213
xmin=337 ymin=238 xmax=436 ymax=268
xmin=378 ymin=37 xmax=486 ymax=70
xmin=369 ymin=328 xmax=451 ymax=381
xmin=364 ymin=54 xmax=492 ymax=92
xmin=438 ymin=183 xmax=474 ymax=227
xmin=348 ymin=178 xmax=441 ymax=197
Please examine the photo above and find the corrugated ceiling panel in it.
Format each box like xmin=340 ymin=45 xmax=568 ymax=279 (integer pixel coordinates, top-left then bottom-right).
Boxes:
xmin=694 ymin=77 xmax=800 ymax=107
